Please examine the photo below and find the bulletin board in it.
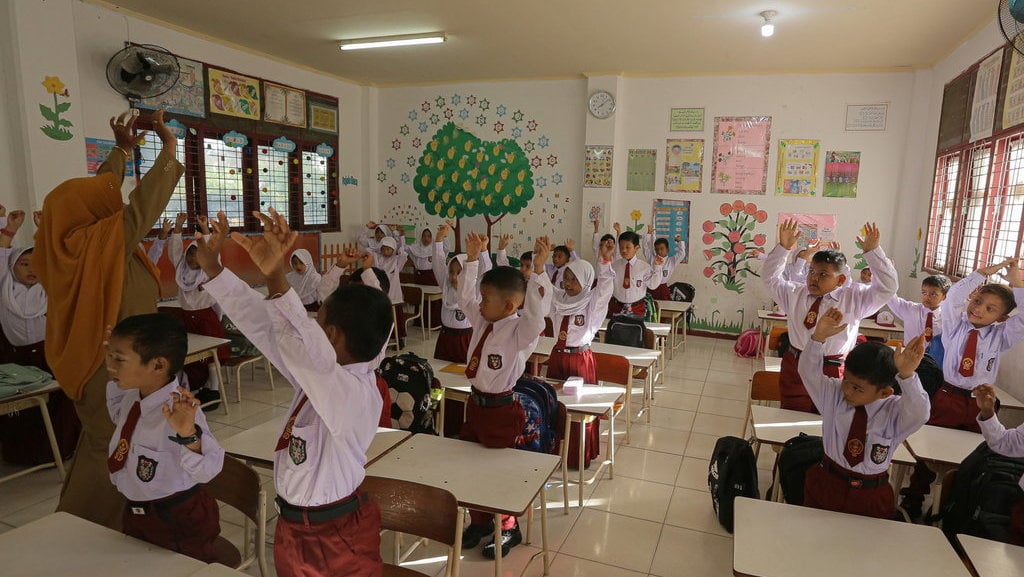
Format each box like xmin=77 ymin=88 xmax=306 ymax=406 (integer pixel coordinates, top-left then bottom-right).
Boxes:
xmin=143 ymin=231 xmax=320 ymax=298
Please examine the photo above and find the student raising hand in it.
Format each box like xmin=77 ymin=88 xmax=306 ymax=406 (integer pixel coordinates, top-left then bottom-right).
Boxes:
xmin=233 ymin=208 xmax=298 ymax=277
xmin=533 ymin=236 xmax=552 ymax=273
xmin=598 ymin=238 xmax=615 ymax=264
xmin=159 ymin=217 xmax=173 ymax=240
xmin=498 ymin=233 xmax=511 ymax=251
xmin=975 ymin=384 xmax=999 ymax=420
xmin=193 ymin=212 xmax=229 ymax=278
xmin=893 ymin=334 xmax=927 ymax=379
xmin=778 ymin=219 xmax=801 ymax=250
xmin=857 ymin=222 xmax=881 ymax=253
xmin=811 ymin=307 xmax=847 ymax=343
xmin=1002 ymin=259 xmax=1024 ymax=289
xmin=464 ymin=231 xmax=485 ymax=260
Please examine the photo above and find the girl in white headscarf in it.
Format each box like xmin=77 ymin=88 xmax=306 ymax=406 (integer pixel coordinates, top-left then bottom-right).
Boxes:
xmin=432 ymin=223 xmax=492 ymax=362
xmin=406 ymin=225 xmax=449 ymax=285
xmin=286 ymin=248 xmax=322 ymax=311
xmin=358 ymin=221 xmax=400 ymax=253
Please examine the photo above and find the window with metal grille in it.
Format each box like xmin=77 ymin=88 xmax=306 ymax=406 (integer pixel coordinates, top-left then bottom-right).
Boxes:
xmin=137 ymin=137 xmax=188 ymax=229
xmin=257 ymin=145 xmax=290 ymax=222
xmin=202 ymin=137 xmax=246 ymax=227
xmin=301 ymin=150 xmax=329 ymax=226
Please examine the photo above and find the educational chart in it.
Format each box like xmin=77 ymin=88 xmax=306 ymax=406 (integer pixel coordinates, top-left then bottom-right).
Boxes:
xmin=776 ymin=139 xmax=820 ymax=197
xmin=1004 ymin=49 xmax=1024 ymax=130
xmin=263 ymin=82 xmax=306 ymax=127
xmin=85 ymin=137 xmax=133 ymax=176
xmin=665 ymin=139 xmax=703 ymax=193
xmin=626 ymin=149 xmax=657 ymax=191
xmin=845 ymin=104 xmax=888 ymax=131
xmin=776 ymin=212 xmax=837 ymax=250
xmin=670 ymin=108 xmax=704 ymax=131
xmin=584 ymin=145 xmax=614 ymax=188
xmin=138 ymin=57 xmax=205 ymax=118
xmin=711 ymin=116 xmax=771 ymax=195
xmin=207 ymin=68 xmax=261 ymax=120
xmin=652 ymin=198 xmax=690 ymax=262
xmin=823 ymin=151 xmax=861 ymax=198
xmin=970 ymin=49 xmax=1003 ymax=142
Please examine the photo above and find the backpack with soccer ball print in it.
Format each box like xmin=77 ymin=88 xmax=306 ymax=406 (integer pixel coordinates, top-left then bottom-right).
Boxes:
xmin=378 ymin=352 xmax=439 ymax=434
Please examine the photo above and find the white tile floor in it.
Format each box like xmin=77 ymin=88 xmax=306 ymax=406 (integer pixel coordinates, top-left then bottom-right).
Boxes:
xmin=0 ymin=333 xmax=778 ymax=576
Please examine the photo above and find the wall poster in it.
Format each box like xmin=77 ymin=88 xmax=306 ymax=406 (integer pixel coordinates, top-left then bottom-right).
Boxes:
xmin=264 ymin=82 xmax=307 ymax=127
xmin=776 ymin=139 xmax=820 ymax=197
xmin=207 ymin=67 xmax=261 ymax=120
xmin=626 ymin=149 xmax=657 ymax=191
xmin=584 ymin=145 xmax=614 ymax=188
xmin=652 ymin=198 xmax=690 ymax=262
xmin=823 ymin=150 xmax=861 ymax=198
xmin=711 ymin=116 xmax=771 ymax=195
xmin=665 ymin=139 xmax=703 ymax=193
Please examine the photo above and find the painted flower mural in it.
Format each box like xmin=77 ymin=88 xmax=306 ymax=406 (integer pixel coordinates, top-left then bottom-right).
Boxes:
xmin=701 ymin=201 xmax=768 ymax=293
xmin=40 ymin=75 xmax=74 ymax=141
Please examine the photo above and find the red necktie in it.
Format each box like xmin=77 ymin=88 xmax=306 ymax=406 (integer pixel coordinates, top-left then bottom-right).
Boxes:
xmin=555 ymin=315 xmax=571 ymax=349
xmin=551 ymin=268 xmax=561 ymax=288
xmin=276 ymin=395 xmax=310 ymax=451
xmin=108 ymin=401 xmax=141 ymax=473
xmin=843 ymin=405 xmax=867 ymax=467
xmin=465 ymin=323 xmax=494 ymax=378
xmin=959 ymin=329 xmax=979 ymax=377
xmin=622 ymin=261 xmax=631 ymax=290
xmin=803 ymin=297 xmax=823 ymax=330
xmin=924 ymin=312 xmax=933 ymax=342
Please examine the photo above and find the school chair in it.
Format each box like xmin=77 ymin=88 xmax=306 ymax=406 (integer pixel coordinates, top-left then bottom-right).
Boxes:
xmin=359 ymin=475 xmax=461 ymax=577
xmin=203 ymin=455 xmax=268 ymax=577
xmin=222 ymin=354 xmax=275 ymax=405
xmin=388 ymin=306 xmax=402 ymax=353
xmin=744 ymin=370 xmax=781 ymax=459
xmin=594 ymin=351 xmax=633 ymax=447
xmin=400 ymin=285 xmax=425 ymax=340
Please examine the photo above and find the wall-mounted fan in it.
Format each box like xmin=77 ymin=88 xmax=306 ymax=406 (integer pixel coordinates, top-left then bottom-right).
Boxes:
xmin=105 ymin=44 xmax=180 ymax=100
xmin=999 ymin=0 xmax=1024 ymax=56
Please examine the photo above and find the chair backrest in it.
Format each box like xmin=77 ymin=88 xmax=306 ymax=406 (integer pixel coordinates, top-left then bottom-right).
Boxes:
xmin=204 ymin=455 xmax=262 ymax=525
xmin=643 ymin=328 xmax=656 ymax=350
xmin=544 ymin=317 xmax=554 ymax=338
xmin=401 ymin=285 xmax=422 ymax=305
xmin=750 ymin=371 xmax=781 ymax=403
xmin=360 ymin=475 xmax=458 ymax=546
xmin=594 ymin=352 xmax=631 ymax=387
xmin=399 ymin=271 xmax=417 ymax=284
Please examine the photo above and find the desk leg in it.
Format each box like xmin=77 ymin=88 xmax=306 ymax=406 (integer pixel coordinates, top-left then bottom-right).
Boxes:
xmin=438 ymin=390 xmax=447 ymax=438
xmin=492 ymin=513 xmax=502 ymax=577
xmin=36 ymin=395 xmax=66 ymax=480
xmin=578 ymin=419 xmax=586 ymax=508
xmin=608 ymin=411 xmax=615 ymax=480
xmin=541 ymin=484 xmax=550 ymax=576
xmin=562 ymin=417 xmax=570 ymax=514
xmin=681 ymin=308 xmax=687 ymax=349
xmin=452 ymin=511 xmax=463 ymax=577
xmin=624 ymin=385 xmax=632 ymax=445
xmin=760 ymin=319 xmax=769 ymax=358
xmin=420 ymin=292 xmax=427 ymax=341
xmin=211 ymin=353 xmax=229 ymax=415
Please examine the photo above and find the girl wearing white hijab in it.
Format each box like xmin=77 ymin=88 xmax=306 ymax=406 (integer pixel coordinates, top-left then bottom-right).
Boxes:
xmin=286 ymin=248 xmax=322 ymax=311
xmin=406 ymin=225 xmax=449 ymax=285
xmin=432 ymin=223 xmax=492 ymax=362
xmin=358 ymin=221 xmax=401 ymax=253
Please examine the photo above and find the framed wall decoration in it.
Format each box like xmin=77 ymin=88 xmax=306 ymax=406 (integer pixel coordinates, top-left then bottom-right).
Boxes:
xmin=264 ymin=82 xmax=307 ymax=127
xmin=207 ymin=67 xmax=261 ymax=120
xmin=309 ymin=101 xmax=339 ymax=134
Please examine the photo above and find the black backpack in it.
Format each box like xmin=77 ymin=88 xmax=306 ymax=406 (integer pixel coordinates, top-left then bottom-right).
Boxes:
xmin=669 ymin=282 xmax=695 ymax=303
xmin=605 ymin=314 xmax=645 ymax=349
xmin=708 ymin=436 xmax=759 ymax=532
xmin=378 ymin=352 xmax=439 ymax=434
xmin=776 ymin=433 xmax=824 ymax=505
xmin=914 ymin=353 xmax=944 ymax=398
xmin=513 ymin=375 xmax=561 ymax=455
xmin=937 ymin=442 xmax=1024 ymax=543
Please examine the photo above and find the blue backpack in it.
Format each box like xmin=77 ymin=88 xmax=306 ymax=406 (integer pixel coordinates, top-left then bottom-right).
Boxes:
xmin=513 ymin=375 xmax=561 ymax=454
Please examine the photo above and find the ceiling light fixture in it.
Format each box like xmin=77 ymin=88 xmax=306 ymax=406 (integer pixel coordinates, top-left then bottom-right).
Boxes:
xmin=760 ymin=10 xmax=777 ymax=38
xmin=339 ymin=32 xmax=446 ymax=51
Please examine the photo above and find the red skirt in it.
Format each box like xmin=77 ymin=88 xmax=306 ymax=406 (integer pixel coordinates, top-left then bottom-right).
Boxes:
xmin=803 ymin=460 xmax=895 ymax=520
xmin=123 ymin=488 xmax=220 ymax=563
xmin=779 ymin=349 xmax=843 ymax=414
xmin=274 ymin=496 xmax=383 ymax=577
xmin=649 ymin=284 xmax=670 ymax=301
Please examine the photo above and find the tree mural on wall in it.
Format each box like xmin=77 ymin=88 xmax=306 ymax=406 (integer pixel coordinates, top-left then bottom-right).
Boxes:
xmin=413 ymin=122 xmax=534 ymax=250
xmin=701 ymin=201 xmax=768 ymax=294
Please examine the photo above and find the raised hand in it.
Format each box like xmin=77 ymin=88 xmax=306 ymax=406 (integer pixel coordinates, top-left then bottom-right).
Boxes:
xmin=654 ymin=254 xmax=666 ymax=266
xmin=811 ymin=307 xmax=847 ymax=343
xmin=499 ymin=233 xmax=511 ymax=251
xmin=366 ymin=221 xmax=378 ymax=230
xmin=337 ymin=248 xmax=361 ymax=267
xmin=232 ymin=208 xmax=298 ymax=277
xmin=533 ymin=236 xmax=552 ymax=273
xmin=6 ymin=210 xmax=25 ymax=232
xmin=894 ymin=334 xmax=927 ymax=379
xmin=197 ymin=215 xmax=210 ymax=235
xmin=436 ymin=222 xmax=450 ymax=242
xmin=974 ymin=384 xmax=998 ymax=420
xmin=174 ymin=212 xmax=187 ymax=233
xmin=159 ymin=218 xmax=173 ymax=240
xmin=593 ymin=219 xmax=600 ymax=233
xmin=978 ymin=258 xmax=1013 ymax=277
xmin=778 ymin=219 xmax=801 ymax=250
xmin=857 ymin=222 xmax=881 ymax=253
xmin=362 ymin=251 xmax=375 ymax=270
xmin=565 ymin=238 xmax=575 ymax=252
xmin=110 ymin=109 xmax=146 ymax=151
xmin=1002 ymin=259 xmax=1024 ymax=288
xmin=465 ymin=231 xmax=485 ymax=260
xmin=162 ymin=386 xmax=200 ymax=440
xmin=150 ymin=109 xmax=175 ymax=147
xmin=32 ymin=211 xmax=42 ymax=227
xmin=796 ymin=239 xmax=821 ymax=262
xmin=193 ymin=212 xmax=229 ymax=278
xmin=613 ymin=222 xmax=622 ymax=235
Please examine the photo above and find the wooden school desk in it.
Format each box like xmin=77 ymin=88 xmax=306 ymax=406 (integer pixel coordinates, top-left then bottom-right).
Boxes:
xmin=905 ymin=424 xmax=985 ymax=516
xmin=0 ymin=512 xmax=207 ymax=577
xmin=220 ymin=422 xmax=412 ymax=469
xmin=757 ymin=309 xmax=905 ymax=358
xmin=748 ymin=405 xmax=916 ymax=502
xmin=401 ymin=282 xmax=443 ymax=336
xmin=957 ymin=534 xmax=1024 ymax=577
xmin=366 ymin=433 xmax=561 ymax=577
xmin=428 ymin=359 xmax=626 ymax=510
xmin=186 ymin=333 xmax=231 ymax=414
xmin=655 ymin=299 xmax=691 ymax=358
xmin=0 ymin=380 xmax=66 ymax=484
xmin=732 ymin=497 xmax=971 ymax=577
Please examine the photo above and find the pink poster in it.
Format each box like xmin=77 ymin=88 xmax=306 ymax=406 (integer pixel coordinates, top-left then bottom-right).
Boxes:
xmin=712 ymin=116 xmax=772 ymax=195
xmin=777 ymin=212 xmax=837 ymax=250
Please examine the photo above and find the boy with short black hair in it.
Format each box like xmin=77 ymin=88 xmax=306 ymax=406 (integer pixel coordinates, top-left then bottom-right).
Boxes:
xmin=592 ymin=219 xmax=616 ymax=266
xmin=546 ymin=241 xmax=577 ymax=290
xmin=106 ymin=313 xmax=224 ymax=562
xmin=643 ymin=231 xmax=687 ymax=301
xmin=762 ymin=220 xmax=898 ymax=413
xmin=196 ymin=210 xmax=391 ymax=577
xmin=608 ymin=226 xmax=663 ymax=318
xmin=887 ymin=274 xmax=951 ymax=360
xmin=458 ymin=232 xmax=553 ymax=559
xmin=799 ymin=308 xmax=929 ymax=519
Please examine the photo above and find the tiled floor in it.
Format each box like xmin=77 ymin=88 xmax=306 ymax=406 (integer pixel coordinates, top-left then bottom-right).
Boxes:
xmin=0 ymin=333 xmax=777 ymax=576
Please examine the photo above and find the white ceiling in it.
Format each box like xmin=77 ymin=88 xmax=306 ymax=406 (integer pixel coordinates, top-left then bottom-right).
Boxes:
xmin=96 ymin=0 xmax=998 ymax=86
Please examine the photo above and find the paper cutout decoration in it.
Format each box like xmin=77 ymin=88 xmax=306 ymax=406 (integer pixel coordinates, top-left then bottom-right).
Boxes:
xmin=40 ymin=76 xmax=74 ymax=141
xmin=163 ymin=119 xmax=188 ymax=140
xmin=272 ymin=137 xmax=296 ymax=153
xmin=222 ymin=130 xmax=248 ymax=148
xmin=776 ymin=139 xmax=820 ymax=197
xmin=208 ymin=68 xmax=261 ymax=120
xmin=700 ymin=201 xmax=768 ymax=293
xmin=315 ymin=143 xmax=335 ymax=158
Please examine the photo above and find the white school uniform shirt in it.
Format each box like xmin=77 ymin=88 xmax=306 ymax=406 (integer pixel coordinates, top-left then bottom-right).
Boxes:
xmin=106 ymin=377 xmax=224 ymax=502
xmin=641 ymin=235 xmax=687 ymax=286
xmin=369 ymin=243 xmax=408 ymax=305
xmin=544 ymin=252 xmax=579 ymax=290
xmin=978 ymin=416 xmax=1024 ymax=490
xmin=548 ymin=262 xmax=614 ymax=349
xmin=146 ymin=237 xmax=168 ymax=266
xmin=406 ymin=231 xmax=449 ymax=272
xmin=762 ymin=244 xmax=898 ymax=355
xmin=434 ymin=243 xmax=491 ymax=330
xmin=0 ymin=247 xmax=47 ymax=346
xmin=939 ymin=272 xmax=1024 ymax=390
xmin=204 ymin=269 xmax=381 ymax=507
xmin=610 ymin=255 xmax=662 ymax=304
xmin=798 ymin=339 xmax=929 ymax=475
xmin=887 ymin=296 xmax=941 ymax=343
xmin=169 ymin=233 xmax=216 ymax=311
xmin=457 ymin=259 xmax=552 ymax=393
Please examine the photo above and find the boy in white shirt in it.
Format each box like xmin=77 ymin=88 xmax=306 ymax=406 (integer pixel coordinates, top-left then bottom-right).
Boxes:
xmin=975 ymin=383 xmax=1024 ymax=545
xmin=608 ymin=228 xmax=663 ymax=318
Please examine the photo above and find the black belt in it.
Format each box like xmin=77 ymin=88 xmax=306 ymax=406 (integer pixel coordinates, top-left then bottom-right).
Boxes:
xmin=470 ymin=388 xmax=515 ymax=408
xmin=786 ymin=347 xmax=844 ymax=366
xmin=553 ymin=344 xmax=591 ymax=354
xmin=820 ymin=457 xmax=889 ymax=489
xmin=441 ymin=326 xmax=474 ymax=335
xmin=276 ymin=492 xmax=366 ymax=524
xmin=613 ymin=298 xmax=641 ymax=308
xmin=128 ymin=485 xmax=200 ymax=515
xmin=940 ymin=383 xmax=973 ymax=397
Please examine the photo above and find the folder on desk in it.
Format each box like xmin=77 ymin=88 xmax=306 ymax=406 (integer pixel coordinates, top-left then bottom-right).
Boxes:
xmin=440 ymin=363 xmax=467 ymax=374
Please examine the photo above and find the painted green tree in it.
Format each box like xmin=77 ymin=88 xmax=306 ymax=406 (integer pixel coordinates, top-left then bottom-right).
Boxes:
xmin=414 ymin=122 xmax=534 ymax=250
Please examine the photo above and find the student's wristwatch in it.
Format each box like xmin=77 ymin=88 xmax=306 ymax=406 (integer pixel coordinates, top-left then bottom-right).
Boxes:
xmin=168 ymin=425 xmax=203 ymax=446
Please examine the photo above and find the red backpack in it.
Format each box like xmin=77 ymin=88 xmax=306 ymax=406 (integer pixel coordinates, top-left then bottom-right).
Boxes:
xmin=734 ymin=328 xmax=761 ymax=358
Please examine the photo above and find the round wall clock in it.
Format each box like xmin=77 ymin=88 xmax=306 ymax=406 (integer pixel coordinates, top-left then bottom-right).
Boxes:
xmin=588 ymin=90 xmax=616 ymax=119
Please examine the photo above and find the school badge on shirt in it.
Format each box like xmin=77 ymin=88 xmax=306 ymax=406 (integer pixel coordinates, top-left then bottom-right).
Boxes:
xmin=136 ymin=455 xmax=158 ymax=482
xmin=846 ymin=438 xmax=864 ymax=459
xmin=574 ymin=314 xmax=585 ymax=327
xmin=455 ymin=310 xmax=465 ymax=321
xmin=870 ymin=444 xmax=889 ymax=465
xmin=635 ymin=280 xmax=642 ymax=288
xmin=289 ymin=436 xmax=308 ymax=465
xmin=487 ymin=354 xmax=503 ymax=370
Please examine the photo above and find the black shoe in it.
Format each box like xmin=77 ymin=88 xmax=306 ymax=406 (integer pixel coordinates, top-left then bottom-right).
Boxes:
xmin=482 ymin=524 xmax=522 ymax=559
xmin=194 ymin=388 xmax=221 ymax=412
xmin=461 ymin=522 xmax=494 ymax=549
xmin=900 ymin=494 xmax=923 ymax=522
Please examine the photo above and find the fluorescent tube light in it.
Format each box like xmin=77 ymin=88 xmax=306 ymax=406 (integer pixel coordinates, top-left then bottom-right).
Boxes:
xmin=339 ymin=33 xmax=446 ymax=51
